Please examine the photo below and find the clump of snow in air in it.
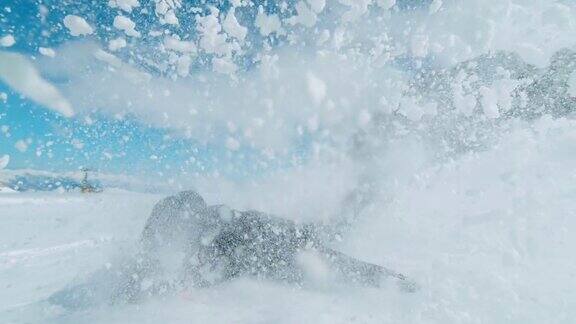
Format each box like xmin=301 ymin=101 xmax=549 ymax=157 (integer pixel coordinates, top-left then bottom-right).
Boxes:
xmin=0 ymin=35 xmax=15 ymax=47
xmin=108 ymin=38 xmax=126 ymax=51
xmin=255 ymin=8 xmax=283 ymax=36
xmin=108 ymin=0 xmax=140 ymax=12
xmin=38 ymin=47 xmax=56 ymax=57
xmin=113 ymin=15 xmax=140 ymax=37
xmin=63 ymin=15 xmax=94 ymax=36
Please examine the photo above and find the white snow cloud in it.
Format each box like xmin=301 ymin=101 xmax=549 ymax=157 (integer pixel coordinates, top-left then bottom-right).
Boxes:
xmin=0 ymin=51 xmax=74 ymax=117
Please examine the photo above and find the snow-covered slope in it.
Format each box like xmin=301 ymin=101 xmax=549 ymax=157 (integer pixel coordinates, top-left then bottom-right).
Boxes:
xmin=2 ymin=117 xmax=576 ymax=323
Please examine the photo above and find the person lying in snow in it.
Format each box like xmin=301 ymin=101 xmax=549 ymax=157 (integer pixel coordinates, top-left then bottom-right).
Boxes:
xmin=50 ymin=190 xmax=417 ymax=309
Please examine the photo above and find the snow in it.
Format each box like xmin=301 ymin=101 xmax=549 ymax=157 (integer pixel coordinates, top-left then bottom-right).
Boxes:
xmin=225 ymin=137 xmax=240 ymax=151
xmin=108 ymin=38 xmax=127 ymax=51
xmin=255 ymin=9 xmax=283 ymax=36
xmin=63 ymin=15 xmax=93 ymax=36
xmin=197 ymin=11 xmax=232 ymax=56
xmin=212 ymin=57 xmax=237 ymax=75
xmin=164 ymin=36 xmax=195 ymax=53
xmin=306 ymin=72 xmax=327 ymax=105
xmin=0 ymin=155 xmax=8 ymax=169
xmin=0 ymin=51 xmax=74 ymax=117
xmin=0 ymin=35 xmax=15 ymax=47
xmin=38 ymin=47 xmax=56 ymax=57
xmin=108 ymin=0 xmax=140 ymax=12
xmin=14 ymin=139 xmax=29 ymax=152
xmin=3 ymin=121 xmax=576 ymax=323
xmin=429 ymin=0 xmax=443 ymax=14
xmin=376 ymin=0 xmax=395 ymax=10
xmin=307 ymin=0 xmax=326 ymax=13
xmin=3 ymin=1 xmax=576 ymax=321
xmin=113 ymin=15 xmax=140 ymax=37
xmin=222 ymin=8 xmax=247 ymax=42
xmin=287 ymin=1 xmax=318 ymax=28
xmin=569 ymin=70 xmax=576 ymax=97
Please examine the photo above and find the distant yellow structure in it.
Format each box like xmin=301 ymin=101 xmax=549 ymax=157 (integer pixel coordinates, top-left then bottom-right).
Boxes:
xmin=80 ymin=168 xmax=101 ymax=193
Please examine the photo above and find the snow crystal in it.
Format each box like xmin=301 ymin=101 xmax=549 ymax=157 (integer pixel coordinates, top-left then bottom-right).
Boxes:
xmin=38 ymin=47 xmax=56 ymax=57
xmin=0 ymin=35 xmax=15 ymax=47
xmin=108 ymin=38 xmax=127 ymax=51
xmin=63 ymin=15 xmax=93 ymax=36
xmin=113 ymin=15 xmax=140 ymax=37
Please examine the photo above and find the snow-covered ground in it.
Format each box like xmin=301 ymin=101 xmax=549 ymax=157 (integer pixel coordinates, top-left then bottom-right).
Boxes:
xmin=2 ymin=118 xmax=576 ymax=324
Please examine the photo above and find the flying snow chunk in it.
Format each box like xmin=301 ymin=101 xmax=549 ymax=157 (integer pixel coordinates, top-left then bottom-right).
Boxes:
xmin=108 ymin=0 xmax=140 ymax=12
xmin=108 ymin=38 xmax=127 ymax=51
xmin=39 ymin=47 xmax=56 ymax=57
xmin=163 ymin=10 xmax=179 ymax=25
xmin=0 ymin=155 xmax=9 ymax=169
xmin=306 ymin=72 xmax=326 ymax=105
xmin=0 ymin=35 xmax=15 ymax=47
xmin=63 ymin=15 xmax=94 ymax=36
xmin=114 ymin=16 xmax=140 ymax=37
xmin=0 ymin=51 xmax=74 ymax=117
xmin=164 ymin=36 xmax=195 ymax=53
xmin=255 ymin=8 xmax=283 ymax=36
xmin=222 ymin=9 xmax=247 ymax=41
